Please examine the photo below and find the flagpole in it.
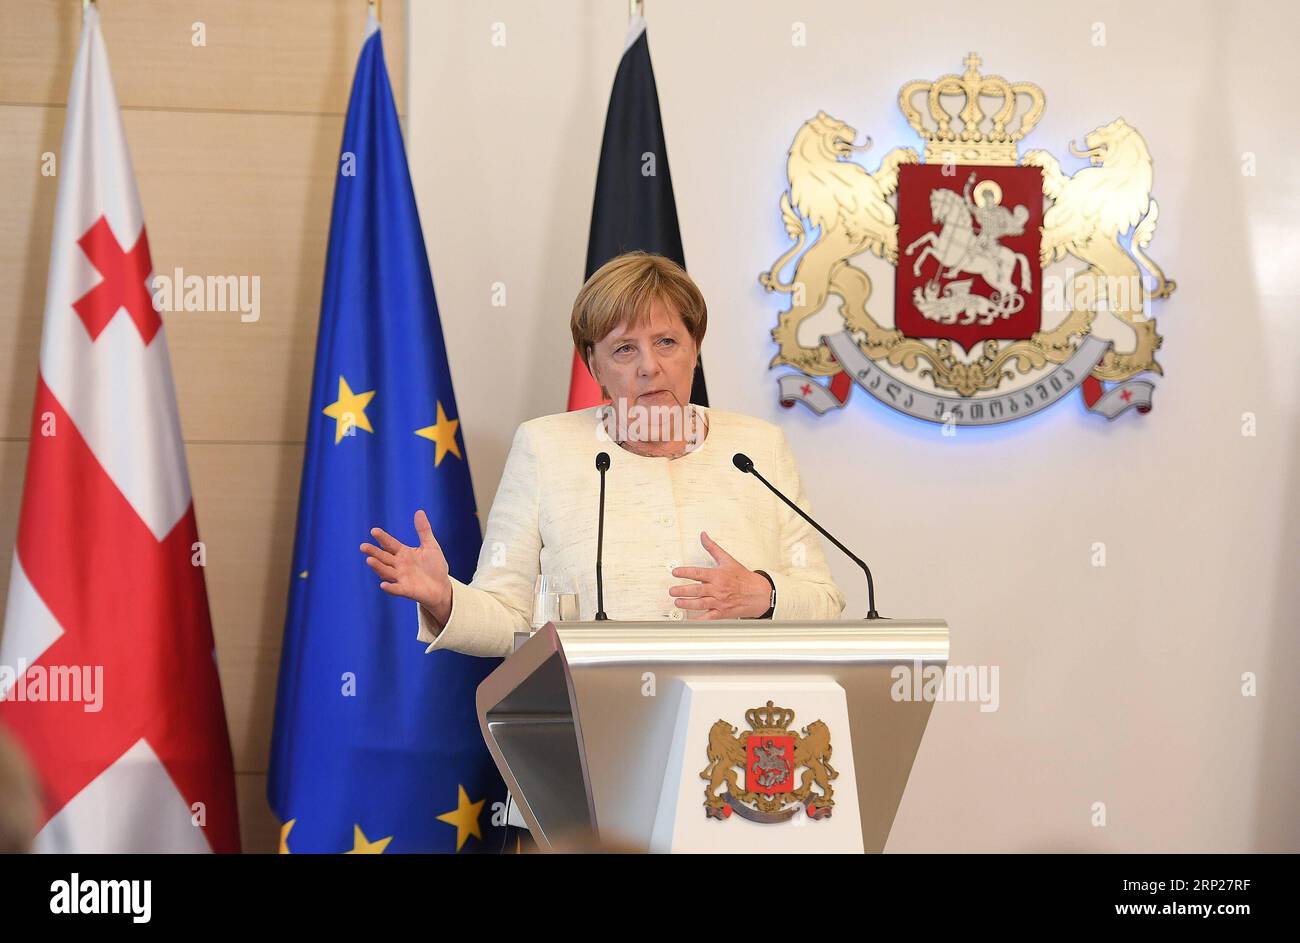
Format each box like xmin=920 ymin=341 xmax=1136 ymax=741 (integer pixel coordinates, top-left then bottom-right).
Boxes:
xmin=630 ymin=0 xmax=643 ymax=20
xmin=368 ymin=0 xmax=381 ymax=22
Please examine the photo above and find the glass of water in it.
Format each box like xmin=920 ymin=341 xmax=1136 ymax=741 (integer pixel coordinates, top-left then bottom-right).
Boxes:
xmin=531 ymin=574 xmax=579 ymax=629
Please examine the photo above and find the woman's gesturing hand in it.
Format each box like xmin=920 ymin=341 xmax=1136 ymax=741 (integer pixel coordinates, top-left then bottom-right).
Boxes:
xmin=669 ymin=531 xmax=772 ymax=620
xmin=360 ymin=509 xmax=453 ymax=624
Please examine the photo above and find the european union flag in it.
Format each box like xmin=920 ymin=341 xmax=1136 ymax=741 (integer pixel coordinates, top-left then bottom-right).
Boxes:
xmin=267 ymin=19 xmax=506 ymax=854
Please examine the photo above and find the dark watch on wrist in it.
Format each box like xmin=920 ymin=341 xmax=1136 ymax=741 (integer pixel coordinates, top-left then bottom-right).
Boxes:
xmin=754 ymin=569 xmax=776 ymax=619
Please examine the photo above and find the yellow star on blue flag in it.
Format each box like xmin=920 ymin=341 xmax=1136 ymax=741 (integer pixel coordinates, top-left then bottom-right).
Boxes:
xmin=323 ymin=376 xmax=376 ymax=444
xmin=415 ymin=401 xmax=462 ymax=466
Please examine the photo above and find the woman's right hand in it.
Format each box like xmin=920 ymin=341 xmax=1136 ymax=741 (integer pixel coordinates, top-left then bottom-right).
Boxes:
xmin=361 ymin=509 xmax=453 ymax=625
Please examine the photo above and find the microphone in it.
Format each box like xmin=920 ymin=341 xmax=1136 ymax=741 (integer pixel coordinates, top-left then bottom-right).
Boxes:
xmin=594 ymin=452 xmax=611 ymax=620
xmin=732 ymin=452 xmax=881 ymax=620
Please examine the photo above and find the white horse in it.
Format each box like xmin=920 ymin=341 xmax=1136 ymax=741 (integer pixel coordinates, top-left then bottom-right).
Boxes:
xmin=905 ymin=189 xmax=1032 ymax=304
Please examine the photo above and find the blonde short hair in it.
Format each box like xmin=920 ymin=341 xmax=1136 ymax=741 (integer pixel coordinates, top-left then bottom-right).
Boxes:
xmin=570 ymin=252 xmax=707 ymax=370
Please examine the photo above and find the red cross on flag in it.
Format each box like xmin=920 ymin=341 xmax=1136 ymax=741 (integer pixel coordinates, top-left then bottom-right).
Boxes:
xmin=0 ymin=4 xmax=239 ymax=852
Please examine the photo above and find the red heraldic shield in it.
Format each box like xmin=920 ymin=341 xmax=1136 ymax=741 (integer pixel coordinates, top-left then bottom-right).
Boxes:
xmin=746 ymin=734 xmax=795 ymax=795
xmin=895 ymin=163 xmax=1043 ymax=352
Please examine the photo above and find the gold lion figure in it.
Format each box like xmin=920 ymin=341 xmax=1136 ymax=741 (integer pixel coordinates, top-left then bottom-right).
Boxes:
xmin=760 ymin=111 xmax=918 ymax=377
xmin=699 ymin=720 xmax=748 ymax=818
xmin=791 ymin=720 xmax=838 ymax=818
xmin=1023 ymin=117 xmax=1176 ymax=380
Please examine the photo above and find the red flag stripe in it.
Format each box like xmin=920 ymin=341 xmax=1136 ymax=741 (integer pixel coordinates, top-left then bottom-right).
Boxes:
xmin=567 ymin=348 xmax=606 ymax=411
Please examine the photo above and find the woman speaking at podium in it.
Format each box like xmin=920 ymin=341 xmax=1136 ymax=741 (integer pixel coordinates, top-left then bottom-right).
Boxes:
xmin=360 ymin=252 xmax=846 ymax=657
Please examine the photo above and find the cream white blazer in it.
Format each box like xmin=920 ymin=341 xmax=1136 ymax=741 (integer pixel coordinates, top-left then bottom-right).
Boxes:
xmin=416 ymin=405 xmax=846 ymax=657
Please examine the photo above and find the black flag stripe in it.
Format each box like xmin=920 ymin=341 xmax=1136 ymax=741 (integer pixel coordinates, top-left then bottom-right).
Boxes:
xmin=585 ymin=23 xmax=708 ymax=406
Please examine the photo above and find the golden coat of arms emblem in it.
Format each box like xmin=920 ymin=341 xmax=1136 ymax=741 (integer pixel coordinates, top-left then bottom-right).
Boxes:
xmin=761 ymin=53 xmax=1176 ymax=425
xmin=700 ymin=701 xmax=836 ymax=822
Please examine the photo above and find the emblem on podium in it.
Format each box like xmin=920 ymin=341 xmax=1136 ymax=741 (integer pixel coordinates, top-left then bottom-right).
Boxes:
xmin=761 ymin=53 xmax=1176 ymax=425
xmin=700 ymin=701 xmax=836 ymax=822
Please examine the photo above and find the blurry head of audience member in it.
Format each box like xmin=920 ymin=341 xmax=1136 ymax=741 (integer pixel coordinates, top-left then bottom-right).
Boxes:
xmin=0 ymin=728 xmax=40 ymax=854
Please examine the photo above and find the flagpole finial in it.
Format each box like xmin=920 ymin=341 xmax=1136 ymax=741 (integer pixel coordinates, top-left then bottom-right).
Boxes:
xmin=368 ymin=0 xmax=381 ymax=21
xmin=630 ymin=0 xmax=643 ymax=20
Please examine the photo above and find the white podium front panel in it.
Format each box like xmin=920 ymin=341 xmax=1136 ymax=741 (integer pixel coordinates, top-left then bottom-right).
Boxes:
xmin=478 ymin=619 xmax=948 ymax=853
xmin=649 ymin=679 xmax=863 ymax=853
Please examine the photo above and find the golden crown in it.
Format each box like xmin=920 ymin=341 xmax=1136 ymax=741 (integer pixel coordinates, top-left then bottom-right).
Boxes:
xmin=746 ymin=701 xmax=795 ymax=732
xmin=898 ymin=52 xmax=1046 ymax=166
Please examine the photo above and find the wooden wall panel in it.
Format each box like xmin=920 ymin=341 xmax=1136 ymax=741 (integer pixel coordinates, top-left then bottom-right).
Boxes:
xmin=0 ymin=0 xmax=407 ymax=116
xmin=187 ymin=442 xmax=303 ymax=772
xmin=0 ymin=107 xmax=60 ymax=441
xmin=0 ymin=443 xmax=28 ymax=625
xmin=236 ymin=772 xmax=279 ymax=855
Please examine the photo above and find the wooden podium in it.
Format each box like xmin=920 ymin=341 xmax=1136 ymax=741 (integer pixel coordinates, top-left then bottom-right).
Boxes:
xmin=476 ymin=618 xmax=948 ymax=853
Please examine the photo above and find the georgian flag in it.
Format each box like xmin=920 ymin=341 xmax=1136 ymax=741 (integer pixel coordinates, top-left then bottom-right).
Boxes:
xmin=0 ymin=4 xmax=239 ymax=852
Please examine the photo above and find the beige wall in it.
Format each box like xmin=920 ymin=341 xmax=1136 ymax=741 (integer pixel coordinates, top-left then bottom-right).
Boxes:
xmin=0 ymin=0 xmax=406 ymax=854
xmin=408 ymin=0 xmax=1299 ymax=851
xmin=0 ymin=0 xmax=1294 ymax=855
